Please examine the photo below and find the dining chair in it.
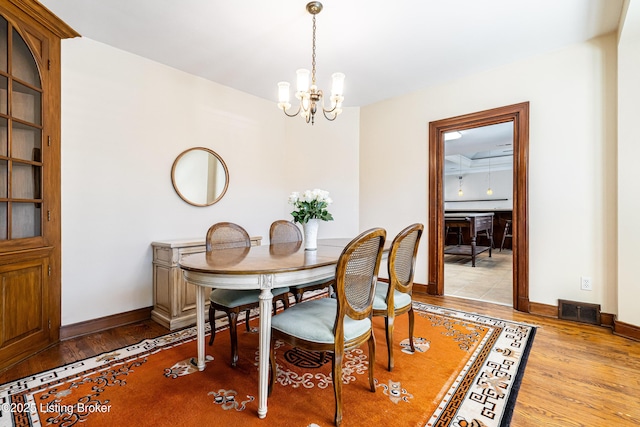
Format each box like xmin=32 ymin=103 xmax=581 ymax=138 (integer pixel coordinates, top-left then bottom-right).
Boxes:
xmin=372 ymin=223 xmax=423 ymax=371
xmin=207 ymin=222 xmax=291 ymax=367
xmin=268 ymin=228 xmax=386 ymax=427
xmin=500 ymin=219 xmax=512 ymax=251
xmin=269 ymin=219 xmax=335 ymax=303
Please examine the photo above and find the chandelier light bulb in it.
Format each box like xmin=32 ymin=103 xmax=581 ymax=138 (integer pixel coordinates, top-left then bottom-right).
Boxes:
xmin=296 ymin=69 xmax=310 ymax=95
xmin=277 ymin=82 xmax=291 ymax=110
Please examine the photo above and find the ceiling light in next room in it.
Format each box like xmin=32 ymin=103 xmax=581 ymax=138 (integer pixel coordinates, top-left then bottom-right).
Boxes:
xmin=445 ymin=131 xmax=462 ymax=141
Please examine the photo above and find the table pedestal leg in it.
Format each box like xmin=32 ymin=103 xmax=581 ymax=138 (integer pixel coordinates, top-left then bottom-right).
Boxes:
xmin=257 ymin=287 xmax=274 ymax=419
xmin=196 ymin=285 xmax=207 ymax=371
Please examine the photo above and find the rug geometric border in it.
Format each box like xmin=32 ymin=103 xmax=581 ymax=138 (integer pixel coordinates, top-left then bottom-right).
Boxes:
xmin=416 ymin=302 xmax=536 ymax=427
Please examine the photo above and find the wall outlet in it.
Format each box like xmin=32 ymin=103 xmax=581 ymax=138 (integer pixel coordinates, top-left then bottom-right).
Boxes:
xmin=581 ymin=276 xmax=592 ymax=291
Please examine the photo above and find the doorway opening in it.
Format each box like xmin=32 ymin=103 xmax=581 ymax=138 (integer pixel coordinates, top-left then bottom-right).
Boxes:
xmin=443 ymin=123 xmax=514 ymax=306
xmin=427 ymin=102 xmax=530 ymax=312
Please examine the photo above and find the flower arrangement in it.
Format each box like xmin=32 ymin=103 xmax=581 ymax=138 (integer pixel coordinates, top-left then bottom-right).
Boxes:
xmin=288 ymin=189 xmax=334 ymax=224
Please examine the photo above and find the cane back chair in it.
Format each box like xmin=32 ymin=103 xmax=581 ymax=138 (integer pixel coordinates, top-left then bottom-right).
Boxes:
xmin=268 ymin=227 xmax=386 ymax=426
xmin=372 ymin=223 xmax=423 ymax=371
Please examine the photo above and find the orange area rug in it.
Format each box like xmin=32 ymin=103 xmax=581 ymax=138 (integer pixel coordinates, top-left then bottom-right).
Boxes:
xmin=0 ymin=302 xmax=535 ymax=426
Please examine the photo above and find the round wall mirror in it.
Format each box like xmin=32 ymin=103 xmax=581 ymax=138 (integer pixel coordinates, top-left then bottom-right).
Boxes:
xmin=171 ymin=147 xmax=229 ymax=206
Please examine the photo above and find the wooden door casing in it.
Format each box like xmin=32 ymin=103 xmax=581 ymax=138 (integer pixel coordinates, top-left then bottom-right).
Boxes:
xmin=427 ymin=102 xmax=530 ymax=312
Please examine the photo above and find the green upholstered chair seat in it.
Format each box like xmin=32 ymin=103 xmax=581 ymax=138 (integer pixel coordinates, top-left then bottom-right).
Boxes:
xmin=271 ymin=297 xmax=371 ymax=344
xmin=210 ymin=287 xmax=290 ymax=308
xmin=373 ymin=281 xmax=411 ymax=311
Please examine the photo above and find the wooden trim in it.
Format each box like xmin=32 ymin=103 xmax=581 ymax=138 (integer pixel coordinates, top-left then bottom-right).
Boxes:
xmin=428 ymin=102 xmax=530 ymax=311
xmin=59 ymin=307 xmax=153 ymax=340
xmin=7 ymin=0 xmax=80 ymax=39
xmin=413 ymin=282 xmax=428 ymax=294
xmin=600 ymin=312 xmax=615 ymax=328
xmin=613 ymin=320 xmax=640 ymax=341
xmin=529 ymin=301 xmax=620 ymax=330
xmin=529 ymin=301 xmax=557 ymax=318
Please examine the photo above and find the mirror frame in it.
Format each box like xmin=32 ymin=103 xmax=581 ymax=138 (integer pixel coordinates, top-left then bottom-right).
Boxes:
xmin=428 ymin=102 xmax=530 ymax=312
xmin=171 ymin=147 xmax=229 ymax=207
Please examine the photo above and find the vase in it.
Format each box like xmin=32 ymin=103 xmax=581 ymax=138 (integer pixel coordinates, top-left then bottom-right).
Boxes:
xmin=302 ymin=218 xmax=320 ymax=251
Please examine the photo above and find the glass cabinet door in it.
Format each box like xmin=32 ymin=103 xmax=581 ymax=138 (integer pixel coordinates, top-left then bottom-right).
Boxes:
xmin=0 ymin=17 xmax=43 ymax=241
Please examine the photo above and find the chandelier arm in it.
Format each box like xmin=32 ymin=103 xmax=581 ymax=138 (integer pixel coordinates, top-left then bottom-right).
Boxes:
xmin=319 ymin=91 xmax=341 ymax=116
xmin=322 ymin=103 xmax=338 ymax=114
xmin=281 ymin=105 xmax=302 ymax=118
xmin=322 ymin=109 xmax=338 ymax=121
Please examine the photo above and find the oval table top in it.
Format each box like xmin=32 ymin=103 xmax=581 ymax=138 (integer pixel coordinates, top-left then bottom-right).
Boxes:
xmin=179 ymin=238 xmax=355 ymax=276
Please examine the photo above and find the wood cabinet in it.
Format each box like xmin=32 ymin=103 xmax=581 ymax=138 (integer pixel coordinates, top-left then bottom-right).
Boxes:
xmin=151 ymin=237 xmax=262 ymax=330
xmin=0 ymin=1 xmax=78 ymax=371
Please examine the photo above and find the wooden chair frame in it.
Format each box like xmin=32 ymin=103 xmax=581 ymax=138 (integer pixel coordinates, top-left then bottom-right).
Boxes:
xmin=373 ymin=223 xmax=423 ymax=371
xmin=268 ymin=228 xmax=386 ymax=426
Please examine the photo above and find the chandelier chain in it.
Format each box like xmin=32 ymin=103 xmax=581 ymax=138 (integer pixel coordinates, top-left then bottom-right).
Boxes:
xmin=311 ymin=14 xmax=317 ymax=86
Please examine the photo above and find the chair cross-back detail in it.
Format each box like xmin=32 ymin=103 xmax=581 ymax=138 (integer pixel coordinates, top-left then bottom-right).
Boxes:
xmin=373 ymin=223 xmax=423 ymax=371
xmin=500 ymin=219 xmax=512 ymax=251
xmin=268 ymin=228 xmax=386 ymax=426
xmin=269 ymin=220 xmax=335 ymax=303
xmin=207 ymin=222 xmax=290 ymax=367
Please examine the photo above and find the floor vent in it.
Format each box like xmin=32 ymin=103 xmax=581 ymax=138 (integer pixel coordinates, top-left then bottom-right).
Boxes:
xmin=558 ymin=299 xmax=601 ymax=325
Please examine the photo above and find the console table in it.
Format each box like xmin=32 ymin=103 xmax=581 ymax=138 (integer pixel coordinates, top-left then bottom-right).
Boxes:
xmin=151 ymin=236 xmax=262 ymax=330
xmin=444 ymin=212 xmax=493 ymax=267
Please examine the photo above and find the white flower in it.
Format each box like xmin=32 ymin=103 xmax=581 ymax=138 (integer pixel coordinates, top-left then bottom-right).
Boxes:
xmin=310 ymin=189 xmax=332 ymax=203
xmin=301 ymin=190 xmax=313 ymax=203
xmin=288 ymin=192 xmax=300 ymax=204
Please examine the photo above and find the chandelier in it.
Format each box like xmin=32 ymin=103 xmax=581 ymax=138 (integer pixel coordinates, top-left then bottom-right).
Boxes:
xmin=277 ymin=2 xmax=345 ymax=125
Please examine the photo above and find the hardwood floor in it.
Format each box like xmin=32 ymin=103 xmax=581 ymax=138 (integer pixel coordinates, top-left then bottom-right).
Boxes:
xmin=0 ymin=320 xmax=169 ymax=384
xmin=2 ymin=295 xmax=639 ymax=426
xmin=414 ymin=295 xmax=640 ymax=426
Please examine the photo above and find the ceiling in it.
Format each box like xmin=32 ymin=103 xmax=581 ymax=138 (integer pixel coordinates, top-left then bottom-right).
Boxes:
xmin=37 ymin=0 xmax=623 ymax=108
xmin=444 ymin=122 xmax=514 ymax=176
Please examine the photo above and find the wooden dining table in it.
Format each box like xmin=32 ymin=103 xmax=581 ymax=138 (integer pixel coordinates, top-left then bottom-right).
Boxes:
xmin=179 ymin=237 xmax=367 ymax=419
xmin=443 ymin=212 xmax=494 ymax=267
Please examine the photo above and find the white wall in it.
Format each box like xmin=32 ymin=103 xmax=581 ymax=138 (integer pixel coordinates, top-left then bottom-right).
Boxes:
xmin=60 ymin=38 xmax=360 ymax=325
xmin=444 ymin=169 xmax=513 ymax=211
xmin=360 ymin=34 xmax=618 ymax=314
xmin=618 ymin=0 xmax=640 ymax=326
